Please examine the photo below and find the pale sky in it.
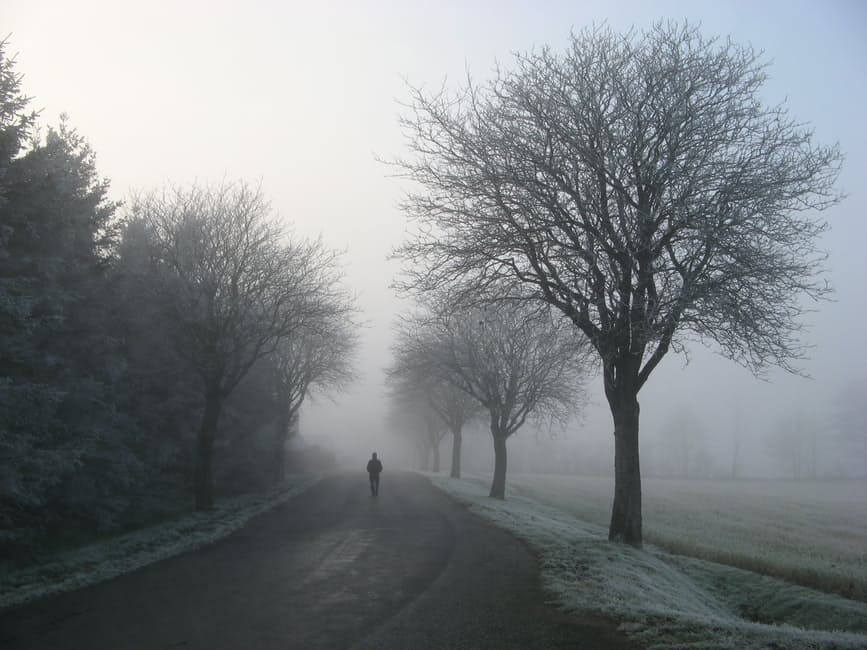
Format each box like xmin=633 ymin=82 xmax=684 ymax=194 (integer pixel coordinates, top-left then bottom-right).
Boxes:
xmin=5 ymin=0 xmax=866 ymax=474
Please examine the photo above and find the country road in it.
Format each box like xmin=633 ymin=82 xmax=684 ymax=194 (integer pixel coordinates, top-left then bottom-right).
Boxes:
xmin=0 ymin=472 xmax=635 ymax=649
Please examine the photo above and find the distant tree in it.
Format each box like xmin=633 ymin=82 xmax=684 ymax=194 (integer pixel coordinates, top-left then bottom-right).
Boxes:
xmin=387 ymin=324 xmax=480 ymax=478
xmin=429 ymin=380 xmax=479 ymax=479
xmin=401 ymin=296 xmax=588 ymax=498
xmin=392 ymin=23 xmax=842 ymax=543
xmin=730 ymin=401 xmax=743 ymax=479
xmin=766 ymin=410 xmax=819 ymax=479
xmin=266 ymin=302 xmax=360 ymax=480
xmin=833 ymin=378 xmax=867 ymax=471
xmin=655 ymin=406 xmax=708 ymax=478
xmin=127 ymin=182 xmax=347 ymax=509
xmin=385 ymin=384 xmax=448 ymax=472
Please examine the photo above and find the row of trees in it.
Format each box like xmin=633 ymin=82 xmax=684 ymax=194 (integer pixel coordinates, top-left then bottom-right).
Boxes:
xmin=386 ymin=293 xmax=589 ymax=498
xmin=124 ymin=185 xmax=357 ymax=508
xmin=390 ymin=22 xmax=842 ymax=545
xmin=0 ymin=40 xmax=357 ymax=557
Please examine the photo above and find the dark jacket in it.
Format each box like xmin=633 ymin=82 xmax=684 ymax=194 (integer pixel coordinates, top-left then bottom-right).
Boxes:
xmin=366 ymin=458 xmax=383 ymax=475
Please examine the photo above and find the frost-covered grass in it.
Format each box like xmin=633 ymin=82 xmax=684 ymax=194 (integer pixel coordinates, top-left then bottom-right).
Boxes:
xmin=429 ymin=473 xmax=867 ymax=650
xmin=505 ymin=474 xmax=867 ymax=601
xmin=0 ymin=475 xmax=320 ymax=610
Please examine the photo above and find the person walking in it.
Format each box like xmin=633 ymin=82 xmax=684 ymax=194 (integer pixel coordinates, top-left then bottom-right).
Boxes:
xmin=366 ymin=452 xmax=383 ymax=496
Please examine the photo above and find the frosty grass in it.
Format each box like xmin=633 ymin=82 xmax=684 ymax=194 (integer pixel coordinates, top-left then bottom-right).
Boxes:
xmin=0 ymin=475 xmax=320 ymax=610
xmin=429 ymin=473 xmax=867 ymax=650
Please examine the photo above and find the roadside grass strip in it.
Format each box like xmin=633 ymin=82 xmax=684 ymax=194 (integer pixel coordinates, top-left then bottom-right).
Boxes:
xmin=0 ymin=475 xmax=320 ymax=610
xmin=429 ymin=474 xmax=867 ymax=650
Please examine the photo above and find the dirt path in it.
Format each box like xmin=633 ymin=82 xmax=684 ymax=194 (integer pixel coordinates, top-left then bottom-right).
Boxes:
xmin=0 ymin=472 xmax=636 ymax=649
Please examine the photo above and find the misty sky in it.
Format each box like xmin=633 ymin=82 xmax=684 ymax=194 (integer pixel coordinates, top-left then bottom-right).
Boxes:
xmin=6 ymin=0 xmax=866 ymax=475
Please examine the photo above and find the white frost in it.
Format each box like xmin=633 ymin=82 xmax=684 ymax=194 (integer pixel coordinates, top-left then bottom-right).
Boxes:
xmin=429 ymin=473 xmax=867 ymax=650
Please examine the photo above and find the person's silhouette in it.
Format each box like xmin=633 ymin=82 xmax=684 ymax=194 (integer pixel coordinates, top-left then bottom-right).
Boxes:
xmin=366 ymin=452 xmax=383 ymax=496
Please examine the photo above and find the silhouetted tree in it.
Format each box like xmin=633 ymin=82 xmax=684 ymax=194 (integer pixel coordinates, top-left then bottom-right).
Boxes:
xmin=654 ymin=406 xmax=709 ymax=478
xmin=387 ymin=325 xmax=480 ymax=478
xmin=385 ymin=385 xmax=448 ymax=472
xmin=393 ymin=23 xmax=842 ymax=543
xmin=766 ymin=410 xmax=819 ymax=479
xmin=398 ymin=296 xmax=588 ymax=498
xmin=267 ymin=298 xmax=359 ymax=480
xmin=127 ymin=181 xmax=347 ymax=509
xmin=833 ymin=378 xmax=867 ymax=472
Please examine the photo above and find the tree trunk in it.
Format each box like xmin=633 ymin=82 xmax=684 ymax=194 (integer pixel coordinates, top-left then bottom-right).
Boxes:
xmin=273 ymin=412 xmax=291 ymax=483
xmin=608 ymin=390 xmax=642 ymax=545
xmin=432 ymin=437 xmax=441 ymax=473
xmin=274 ymin=408 xmax=300 ymax=483
xmin=489 ymin=430 xmax=508 ymax=499
xmin=450 ymin=427 xmax=462 ymax=479
xmin=194 ymin=387 xmax=223 ymax=510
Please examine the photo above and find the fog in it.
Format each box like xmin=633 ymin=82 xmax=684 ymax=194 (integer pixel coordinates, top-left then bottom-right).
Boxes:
xmin=7 ymin=0 xmax=866 ymax=479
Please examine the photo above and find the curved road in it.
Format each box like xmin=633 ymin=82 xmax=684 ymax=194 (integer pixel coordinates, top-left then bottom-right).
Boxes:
xmin=0 ymin=472 xmax=635 ymax=649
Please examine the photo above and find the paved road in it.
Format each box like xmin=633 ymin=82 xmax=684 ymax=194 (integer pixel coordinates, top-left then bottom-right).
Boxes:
xmin=0 ymin=472 xmax=636 ymax=649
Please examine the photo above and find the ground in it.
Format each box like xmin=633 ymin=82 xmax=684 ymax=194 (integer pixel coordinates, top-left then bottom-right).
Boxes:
xmin=0 ymin=472 xmax=635 ymax=649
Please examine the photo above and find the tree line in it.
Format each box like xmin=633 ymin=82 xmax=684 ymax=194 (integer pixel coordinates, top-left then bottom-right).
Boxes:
xmin=0 ymin=40 xmax=358 ymax=560
xmin=386 ymin=292 xmax=590 ymax=498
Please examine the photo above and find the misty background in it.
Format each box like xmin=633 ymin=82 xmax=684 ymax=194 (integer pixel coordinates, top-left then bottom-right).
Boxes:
xmin=6 ymin=0 xmax=866 ymax=479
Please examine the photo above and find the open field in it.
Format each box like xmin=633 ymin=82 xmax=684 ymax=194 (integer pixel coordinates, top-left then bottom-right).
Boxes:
xmin=430 ymin=473 xmax=867 ymax=649
xmin=506 ymin=474 xmax=867 ymax=601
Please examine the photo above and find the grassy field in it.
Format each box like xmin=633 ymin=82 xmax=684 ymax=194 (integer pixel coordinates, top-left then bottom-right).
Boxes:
xmin=505 ymin=474 xmax=867 ymax=601
xmin=430 ymin=473 xmax=867 ymax=649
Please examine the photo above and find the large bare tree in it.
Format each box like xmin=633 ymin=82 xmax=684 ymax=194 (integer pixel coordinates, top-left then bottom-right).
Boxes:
xmin=129 ymin=181 xmax=347 ymax=509
xmin=392 ymin=23 xmax=842 ymax=543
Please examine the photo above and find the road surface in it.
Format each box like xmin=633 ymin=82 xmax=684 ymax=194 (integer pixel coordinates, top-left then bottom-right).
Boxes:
xmin=0 ymin=472 xmax=635 ymax=649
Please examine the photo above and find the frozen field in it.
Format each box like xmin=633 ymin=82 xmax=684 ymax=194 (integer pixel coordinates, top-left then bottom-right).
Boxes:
xmin=430 ymin=473 xmax=867 ymax=649
xmin=507 ymin=474 xmax=867 ymax=600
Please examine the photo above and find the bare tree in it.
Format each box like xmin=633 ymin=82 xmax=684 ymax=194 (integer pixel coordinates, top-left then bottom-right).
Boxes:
xmin=766 ymin=410 xmax=819 ymax=480
xmin=730 ymin=399 xmax=743 ymax=479
xmin=655 ymin=405 xmax=707 ymax=478
xmin=385 ymin=381 xmax=449 ymax=472
xmin=402 ymin=296 xmax=588 ymax=498
xmin=391 ymin=23 xmax=842 ymax=543
xmin=267 ymin=295 xmax=359 ymax=480
xmin=429 ymin=380 xmax=479 ymax=479
xmin=129 ymin=181 xmax=347 ymax=509
xmin=388 ymin=321 xmax=481 ymax=478
xmin=833 ymin=378 xmax=867 ymax=471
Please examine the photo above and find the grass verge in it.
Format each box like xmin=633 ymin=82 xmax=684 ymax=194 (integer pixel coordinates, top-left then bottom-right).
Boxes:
xmin=429 ymin=473 xmax=867 ymax=650
xmin=0 ymin=475 xmax=320 ymax=610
